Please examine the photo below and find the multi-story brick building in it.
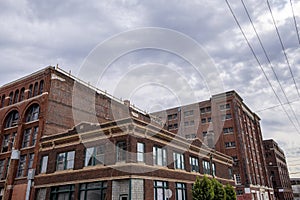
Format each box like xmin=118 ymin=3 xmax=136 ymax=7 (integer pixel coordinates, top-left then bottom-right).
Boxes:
xmin=0 ymin=66 xmax=234 ymax=200
xmin=263 ymin=139 xmax=293 ymax=200
xmin=34 ymin=117 xmax=234 ymax=200
xmin=153 ymin=91 xmax=274 ymax=200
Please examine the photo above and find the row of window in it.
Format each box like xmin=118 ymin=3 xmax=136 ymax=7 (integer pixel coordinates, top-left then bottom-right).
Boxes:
xmin=39 ymin=142 xmax=220 ymax=176
xmin=0 ymin=80 xmax=44 ymax=108
xmin=37 ymin=180 xmax=187 ymax=200
xmin=201 ymin=117 xmax=212 ymax=124
xmin=3 ymin=104 xmax=40 ymax=129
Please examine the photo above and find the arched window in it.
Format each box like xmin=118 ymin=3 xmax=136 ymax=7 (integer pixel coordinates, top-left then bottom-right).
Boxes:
xmin=20 ymin=88 xmax=25 ymax=102
xmin=33 ymin=82 xmax=38 ymax=97
xmin=28 ymin=84 xmax=33 ymax=98
xmin=39 ymin=80 xmax=44 ymax=94
xmin=8 ymin=92 xmax=13 ymax=105
xmin=25 ymin=104 xmax=40 ymax=122
xmin=1 ymin=95 xmax=5 ymax=108
xmin=14 ymin=90 xmax=19 ymax=104
xmin=5 ymin=110 xmax=19 ymax=128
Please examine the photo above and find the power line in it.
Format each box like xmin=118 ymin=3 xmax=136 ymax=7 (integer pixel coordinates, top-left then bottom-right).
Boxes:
xmin=255 ymin=97 xmax=300 ymax=112
xmin=225 ymin=0 xmax=300 ymax=134
xmin=267 ymin=0 xmax=300 ymax=97
xmin=290 ymin=0 xmax=300 ymax=45
xmin=241 ymin=0 xmax=300 ymax=128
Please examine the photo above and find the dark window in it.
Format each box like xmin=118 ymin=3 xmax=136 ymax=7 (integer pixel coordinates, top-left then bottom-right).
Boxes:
xmin=39 ymin=80 xmax=44 ymax=94
xmin=26 ymin=104 xmax=40 ymax=122
xmin=36 ymin=188 xmax=47 ymax=200
xmin=50 ymin=185 xmax=74 ymax=200
xmin=206 ymin=106 xmax=211 ymax=112
xmin=8 ymin=92 xmax=13 ymax=105
xmin=184 ymin=110 xmax=193 ymax=117
xmin=22 ymin=128 xmax=31 ymax=148
xmin=221 ymin=114 xmax=232 ymax=121
xmin=175 ymin=183 xmax=187 ymax=200
xmin=20 ymin=88 xmax=25 ymax=102
xmin=223 ymin=127 xmax=234 ymax=134
xmin=201 ymin=118 xmax=206 ymax=124
xmin=56 ymin=151 xmax=75 ymax=171
xmin=154 ymin=181 xmax=168 ymax=200
xmin=190 ymin=156 xmax=199 ymax=172
xmin=207 ymin=117 xmax=212 ymax=123
xmin=1 ymin=133 xmax=15 ymax=153
xmin=202 ymin=131 xmax=207 ymax=137
xmin=79 ymin=181 xmax=107 ymax=200
xmin=116 ymin=141 xmax=126 ymax=162
xmin=85 ymin=145 xmax=105 ymax=166
xmin=28 ymin=153 xmax=34 ymax=169
xmin=14 ymin=90 xmax=19 ymax=103
xmin=0 ymin=160 xmax=5 ymax=179
xmin=33 ymin=82 xmax=38 ymax=96
xmin=17 ymin=155 xmax=26 ymax=177
xmin=1 ymin=95 xmax=5 ymax=108
xmin=200 ymin=108 xmax=205 ymax=113
xmin=225 ymin=142 xmax=236 ymax=148
xmin=202 ymin=160 xmax=210 ymax=175
xmin=5 ymin=111 xmax=19 ymax=128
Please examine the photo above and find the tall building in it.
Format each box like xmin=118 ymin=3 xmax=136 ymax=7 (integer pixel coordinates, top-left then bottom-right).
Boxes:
xmin=0 ymin=66 xmax=234 ymax=200
xmin=153 ymin=91 xmax=274 ymax=200
xmin=291 ymin=178 xmax=300 ymax=200
xmin=263 ymin=139 xmax=294 ymax=200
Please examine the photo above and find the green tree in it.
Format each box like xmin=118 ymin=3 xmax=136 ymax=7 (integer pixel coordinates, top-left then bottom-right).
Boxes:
xmin=225 ymin=184 xmax=236 ymax=200
xmin=212 ymin=178 xmax=226 ymax=200
xmin=192 ymin=175 xmax=214 ymax=200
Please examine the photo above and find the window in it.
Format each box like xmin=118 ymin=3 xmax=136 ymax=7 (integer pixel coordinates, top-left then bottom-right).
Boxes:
xmin=8 ymin=92 xmax=13 ymax=105
xmin=154 ymin=181 xmax=168 ymax=200
xmin=221 ymin=114 xmax=232 ymax=121
xmin=183 ymin=110 xmax=193 ymax=117
xmin=173 ymin=152 xmax=185 ymax=170
xmin=39 ymin=80 xmax=44 ymax=94
xmin=50 ymin=185 xmax=74 ymax=200
xmin=1 ymin=135 xmax=9 ymax=153
xmin=17 ymin=155 xmax=26 ymax=177
xmin=26 ymin=104 xmax=40 ymax=122
xmin=20 ymin=88 xmax=25 ymax=102
xmin=190 ymin=157 xmax=199 ymax=172
xmin=206 ymin=106 xmax=211 ymax=112
xmin=14 ymin=90 xmax=19 ymax=103
xmin=153 ymin=146 xmax=167 ymax=166
xmin=36 ymin=188 xmax=47 ymax=200
xmin=228 ymin=168 xmax=233 ymax=179
xmin=28 ymin=84 xmax=33 ymax=98
xmin=190 ymin=120 xmax=194 ymax=126
xmin=40 ymin=155 xmax=48 ymax=173
xmin=79 ymin=181 xmax=107 ymax=200
xmin=173 ymin=123 xmax=178 ymax=129
xmin=167 ymin=114 xmax=177 ymax=120
xmin=200 ymin=108 xmax=205 ymax=114
xmin=116 ymin=141 xmax=126 ymax=162
xmin=202 ymin=160 xmax=210 ymax=175
xmin=32 ymin=126 xmax=38 ymax=146
xmin=5 ymin=111 xmax=19 ymax=128
xmin=237 ymin=190 xmax=243 ymax=195
xmin=225 ymin=142 xmax=236 ymax=148
xmin=201 ymin=118 xmax=206 ymax=124
xmin=56 ymin=151 xmax=75 ymax=171
xmin=175 ymin=183 xmax=186 ymax=200
xmin=207 ymin=117 xmax=212 ymax=123
xmin=184 ymin=121 xmax=189 ymax=126
xmin=202 ymin=131 xmax=207 ymax=137
xmin=0 ymin=95 xmax=5 ymax=108
xmin=33 ymin=82 xmax=38 ymax=96
xmin=0 ymin=160 xmax=4 ymax=179
xmin=220 ymin=104 xmax=230 ymax=110
xmin=223 ymin=127 xmax=234 ymax=134
xmin=137 ymin=142 xmax=145 ymax=162
xmin=28 ymin=153 xmax=34 ymax=170
xmin=22 ymin=129 xmax=31 ymax=148
xmin=85 ymin=145 xmax=105 ymax=166
xmin=235 ymin=174 xmax=241 ymax=185
xmin=212 ymin=163 xmax=216 ymax=176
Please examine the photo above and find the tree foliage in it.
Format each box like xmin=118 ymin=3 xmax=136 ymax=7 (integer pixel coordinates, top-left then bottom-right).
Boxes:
xmin=192 ymin=175 xmax=214 ymax=200
xmin=225 ymin=184 xmax=237 ymax=200
xmin=212 ymin=178 xmax=226 ymax=200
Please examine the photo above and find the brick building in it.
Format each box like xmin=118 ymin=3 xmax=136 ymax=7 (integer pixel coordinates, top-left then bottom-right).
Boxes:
xmin=0 ymin=66 xmax=234 ymax=200
xmin=34 ymin=118 xmax=234 ymax=200
xmin=263 ymin=139 xmax=293 ymax=200
xmin=152 ymin=91 xmax=274 ymax=200
xmin=291 ymin=178 xmax=300 ymax=200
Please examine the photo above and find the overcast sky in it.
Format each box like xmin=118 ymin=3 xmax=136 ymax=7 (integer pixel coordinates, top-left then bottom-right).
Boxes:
xmin=0 ymin=0 xmax=300 ymax=177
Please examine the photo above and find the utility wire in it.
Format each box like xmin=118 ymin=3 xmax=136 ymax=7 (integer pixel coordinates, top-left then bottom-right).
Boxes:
xmin=255 ymin=97 xmax=300 ymax=113
xmin=241 ymin=0 xmax=300 ymax=128
xmin=225 ymin=0 xmax=300 ymax=134
xmin=290 ymin=0 xmax=300 ymax=45
xmin=267 ymin=0 xmax=300 ymax=97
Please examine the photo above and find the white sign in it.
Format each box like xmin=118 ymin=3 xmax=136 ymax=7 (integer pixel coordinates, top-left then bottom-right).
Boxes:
xmin=165 ymin=189 xmax=172 ymax=198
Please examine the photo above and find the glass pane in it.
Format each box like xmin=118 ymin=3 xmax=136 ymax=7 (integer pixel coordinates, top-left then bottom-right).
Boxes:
xmin=87 ymin=190 xmax=101 ymax=199
xmin=85 ymin=148 xmax=94 ymax=166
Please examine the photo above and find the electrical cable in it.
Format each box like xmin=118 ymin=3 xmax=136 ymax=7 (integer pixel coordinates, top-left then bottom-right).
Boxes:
xmin=290 ymin=0 xmax=300 ymax=45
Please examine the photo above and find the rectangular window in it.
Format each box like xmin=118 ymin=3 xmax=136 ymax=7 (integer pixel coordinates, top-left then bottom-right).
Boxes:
xmin=17 ymin=155 xmax=26 ymax=177
xmin=40 ymin=155 xmax=48 ymax=173
xmin=202 ymin=160 xmax=210 ymax=175
xmin=183 ymin=110 xmax=193 ymax=117
xmin=36 ymin=188 xmax=47 ymax=200
xmin=137 ymin=142 xmax=145 ymax=162
xmin=200 ymin=108 xmax=206 ymax=114
xmin=31 ymin=126 xmax=38 ymax=146
xmin=207 ymin=117 xmax=212 ymax=123
xmin=176 ymin=183 xmax=187 ymax=200
xmin=184 ymin=121 xmax=189 ymax=126
xmin=221 ymin=114 xmax=232 ymax=121
xmin=22 ymin=129 xmax=31 ymax=148
xmin=173 ymin=152 xmax=185 ymax=170
xmin=190 ymin=120 xmax=195 ymax=126
xmin=190 ymin=157 xmax=199 ymax=172
xmin=223 ymin=127 xmax=234 ymax=134
xmin=235 ymin=174 xmax=241 ymax=185
xmin=202 ymin=131 xmax=207 ymax=137
xmin=153 ymin=146 xmax=167 ymax=166
xmin=154 ymin=181 xmax=168 ymax=200
xmin=79 ymin=181 xmax=107 ymax=200
xmin=201 ymin=118 xmax=206 ymax=124
xmin=116 ymin=141 xmax=126 ymax=162
xmin=1 ymin=135 xmax=9 ymax=153
xmin=212 ymin=163 xmax=216 ymax=176
xmin=85 ymin=145 xmax=105 ymax=166
xmin=220 ymin=104 xmax=230 ymax=110
xmin=0 ymin=160 xmax=4 ymax=179
xmin=50 ymin=185 xmax=75 ymax=200
xmin=56 ymin=151 xmax=75 ymax=171
xmin=28 ymin=153 xmax=34 ymax=169
xmin=206 ymin=106 xmax=211 ymax=112
xmin=225 ymin=142 xmax=236 ymax=148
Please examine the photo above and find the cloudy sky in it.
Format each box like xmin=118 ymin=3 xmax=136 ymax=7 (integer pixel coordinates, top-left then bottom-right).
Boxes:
xmin=1 ymin=0 xmax=300 ymax=177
